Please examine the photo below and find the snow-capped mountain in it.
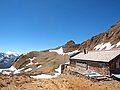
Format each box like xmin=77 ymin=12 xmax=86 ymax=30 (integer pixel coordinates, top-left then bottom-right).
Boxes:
xmin=0 ymin=52 xmax=19 ymax=68
xmin=6 ymin=51 xmax=19 ymax=57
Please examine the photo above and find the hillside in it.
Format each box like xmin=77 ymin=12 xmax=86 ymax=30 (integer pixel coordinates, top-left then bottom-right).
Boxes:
xmin=62 ymin=22 xmax=120 ymax=52
xmin=0 ymin=51 xmax=69 ymax=76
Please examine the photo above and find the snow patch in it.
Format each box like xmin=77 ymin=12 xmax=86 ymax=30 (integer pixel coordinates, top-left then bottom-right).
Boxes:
xmin=13 ymin=68 xmax=24 ymax=74
xmin=29 ymin=57 xmax=36 ymax=61
xmin=0 ymin=66 xmax=24 ymax=75
xmin=64 ymin=62 xmax=70 ymax=64
xmin=104 ymin=42 xmax=115 ymax=50
xmin=116 ymin=42 xmax=120 ymax=47
xmin=0 ymin=66 xmax=16 ymax=73
xmin=66 ymin=50 xmax=79 ymax=55
xmin=26 ymin=57 xmax=36 ymax=66
xmin=49 ymin=47 xmax=64 ymax=55
xmin=31 ymin=74 xmax=55 ymax=79
xmin=49 ymin=47 xmax=80 ymax=56
xmin=94 ymin=43 xmax=104 ymax=50
xmin=8 ymin=66 xmax=17 ymax=71
xmin=2 ymin=71 xmax=11 ymax=75
xmin=37 ymin=65 xmax=42 ymax=68
xmin=26 ymin=62 xmax=34 ymax=66
xmin=35 ymin=62 xmax=39 ymax=65
xmin=94 ymin=42 xmax=115 ymax=50
xmin=30 ymin=64 xmax=62 ymax=79
xmin=24 ymin=68 xmax=32 ymax=72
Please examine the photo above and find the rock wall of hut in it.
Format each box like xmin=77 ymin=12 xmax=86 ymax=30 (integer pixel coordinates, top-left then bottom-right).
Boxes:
xmin=70 ymin=59 xmax=110 ymax=76
xmin=109 ymin=55 xmax=120 ymax=74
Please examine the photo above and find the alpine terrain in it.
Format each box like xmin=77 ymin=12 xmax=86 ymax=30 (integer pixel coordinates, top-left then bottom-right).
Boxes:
xmin=0 ymin=21 xmax=120 ymax=90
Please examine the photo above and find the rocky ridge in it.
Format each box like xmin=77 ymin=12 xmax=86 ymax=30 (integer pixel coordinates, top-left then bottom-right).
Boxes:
xmin=62 ymin=21 xmax=120 ymax=52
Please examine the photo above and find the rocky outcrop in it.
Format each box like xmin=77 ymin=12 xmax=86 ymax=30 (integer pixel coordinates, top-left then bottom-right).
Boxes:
xmin=62 ymin=40 xmax=80 ymax=53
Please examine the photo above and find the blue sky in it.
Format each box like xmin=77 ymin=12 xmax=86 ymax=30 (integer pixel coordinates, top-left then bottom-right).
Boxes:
xmin=0 ymin=0 xmax=120 ymax=53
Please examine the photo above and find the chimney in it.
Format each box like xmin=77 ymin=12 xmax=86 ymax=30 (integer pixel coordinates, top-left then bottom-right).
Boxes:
xmin=83 ymin=49 xmax=88 ymax=54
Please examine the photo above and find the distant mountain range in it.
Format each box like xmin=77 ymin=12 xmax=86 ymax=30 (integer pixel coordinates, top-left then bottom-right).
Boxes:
xmin=0 ymin=52 xmax=19 ymax=68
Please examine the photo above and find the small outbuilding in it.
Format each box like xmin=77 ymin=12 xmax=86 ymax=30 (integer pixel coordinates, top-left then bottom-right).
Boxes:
xmin=70 ymin=49 xmax=120 ymax=77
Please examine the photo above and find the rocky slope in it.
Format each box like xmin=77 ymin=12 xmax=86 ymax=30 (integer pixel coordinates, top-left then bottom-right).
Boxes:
xmin=0 ymin=51 xmax=69 ymax=76
xmin=62 ymin=21 xmax=120 ymax=52
xmin=14 ymin=51 xmax=69 ymax=75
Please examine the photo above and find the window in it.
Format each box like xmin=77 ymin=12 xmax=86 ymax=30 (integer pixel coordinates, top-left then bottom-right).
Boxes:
xmin=116 ymin=62 xmax=119 ymax=68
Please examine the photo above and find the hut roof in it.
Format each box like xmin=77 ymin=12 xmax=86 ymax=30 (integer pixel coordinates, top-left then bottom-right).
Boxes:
xmin=70 ymin=49 xmax=120 ymax=62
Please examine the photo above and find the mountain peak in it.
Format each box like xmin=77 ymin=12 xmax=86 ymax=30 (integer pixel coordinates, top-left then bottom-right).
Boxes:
xmin=6 ymin=51 xmax=19 ymax=57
